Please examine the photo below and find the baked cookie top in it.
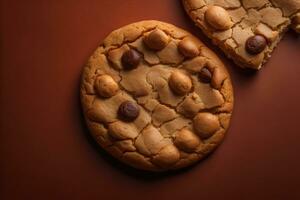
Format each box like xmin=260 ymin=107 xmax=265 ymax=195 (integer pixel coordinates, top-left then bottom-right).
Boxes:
xmin=80 ymin=20 xmax=233 ymax=171
xmin=183 ymin=0 xmax=300 ymax=69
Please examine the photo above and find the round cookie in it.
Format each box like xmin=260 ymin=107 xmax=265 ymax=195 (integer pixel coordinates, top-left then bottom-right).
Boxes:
xmin=80 ymin=20 xmax=234 ymax=171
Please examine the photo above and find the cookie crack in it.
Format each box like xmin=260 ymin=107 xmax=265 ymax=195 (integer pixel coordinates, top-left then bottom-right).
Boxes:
xmin=102 ymin=27 xmax=158 ymax=53
xmin=269 ymin=0 xmax=300 ymax=17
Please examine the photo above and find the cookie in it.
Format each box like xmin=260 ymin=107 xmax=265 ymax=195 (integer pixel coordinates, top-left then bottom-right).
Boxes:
xmin=182 ymin=0 xmax=300 ymax=69
xmin=80 ymin=20 xmax=234 ymax=171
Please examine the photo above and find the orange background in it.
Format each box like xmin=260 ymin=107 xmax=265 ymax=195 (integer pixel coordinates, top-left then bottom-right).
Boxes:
xmin=1 ymin=0 xmax=300 ymax=199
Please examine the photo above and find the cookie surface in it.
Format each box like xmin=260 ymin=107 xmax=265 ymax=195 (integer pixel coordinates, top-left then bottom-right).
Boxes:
xmin=182 ymin=0 xmax=300 ymax=69
xmin=80 ymin=20 xmax=233 ymax=171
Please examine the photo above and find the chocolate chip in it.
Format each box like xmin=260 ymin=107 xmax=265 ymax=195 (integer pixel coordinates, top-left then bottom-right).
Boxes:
xmin=121 ymin=49 xmax=141 ymax=70
xmin=246 ymin=35 xmax=267 ymax=55
xmin=118 ymin=101 xmax=140 ymax=121
xmin=198 ymin=67 xmax=212 ymax=83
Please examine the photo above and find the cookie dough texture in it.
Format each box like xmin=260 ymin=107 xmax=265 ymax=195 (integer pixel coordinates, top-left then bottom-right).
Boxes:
xmin=80 ymin=20 xmax=234 ymax=171
xmin=182 ymin=0 xmax=300 ymax=69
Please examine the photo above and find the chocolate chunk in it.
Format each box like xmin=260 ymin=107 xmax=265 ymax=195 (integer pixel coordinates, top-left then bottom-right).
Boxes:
xmin=198 ymin=67 xmax=212 ymax=83
xmin=246 ymin=35 xmax=267 ymax=55
xmin=118 ymin=101 xmax=140 ymax=121
xmin=152 ymin=145 xmax=180 ymax=167
xmin=193 ymin=112 xmax=220 ymax=139
xmin=205 ymin=6 xmax=233 ymax=30
xmin=94 ymin=75 xmax=119 ymax=98
xmin=169 ymin=71 xmax=192 ymax=95
xmin=174 ymin=129 xmax=200 ymax=152
xmin=121 ymin=49 xmax=141 ymax=69
xmin=178 ymin=38 xmax=199 ymax=58
xmin=143 ymin=29 xmax=169 ymax=51
xmin=292 ymin=14 xmax=300 ymax=33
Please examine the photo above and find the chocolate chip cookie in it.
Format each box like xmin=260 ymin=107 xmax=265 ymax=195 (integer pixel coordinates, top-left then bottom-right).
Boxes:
xmin=182 ymin=0 xmax=300 ymax=69
xmin=80 ymin=20 xmax=234 ymax=171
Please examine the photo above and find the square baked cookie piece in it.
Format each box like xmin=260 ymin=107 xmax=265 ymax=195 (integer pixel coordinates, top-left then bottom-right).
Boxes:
xmin=183 ymin=0 xmax=300 ymax=69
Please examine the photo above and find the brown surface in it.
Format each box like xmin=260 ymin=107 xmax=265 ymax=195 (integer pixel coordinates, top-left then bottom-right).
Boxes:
xmin=1 ymin=0 xmax=300 ymax=199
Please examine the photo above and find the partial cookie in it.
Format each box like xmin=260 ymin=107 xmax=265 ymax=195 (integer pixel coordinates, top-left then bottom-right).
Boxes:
xmin=182 ymin=0 xmax=300 ymax=69
xmin=80 ymin=20 xmax=234 ymax=171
